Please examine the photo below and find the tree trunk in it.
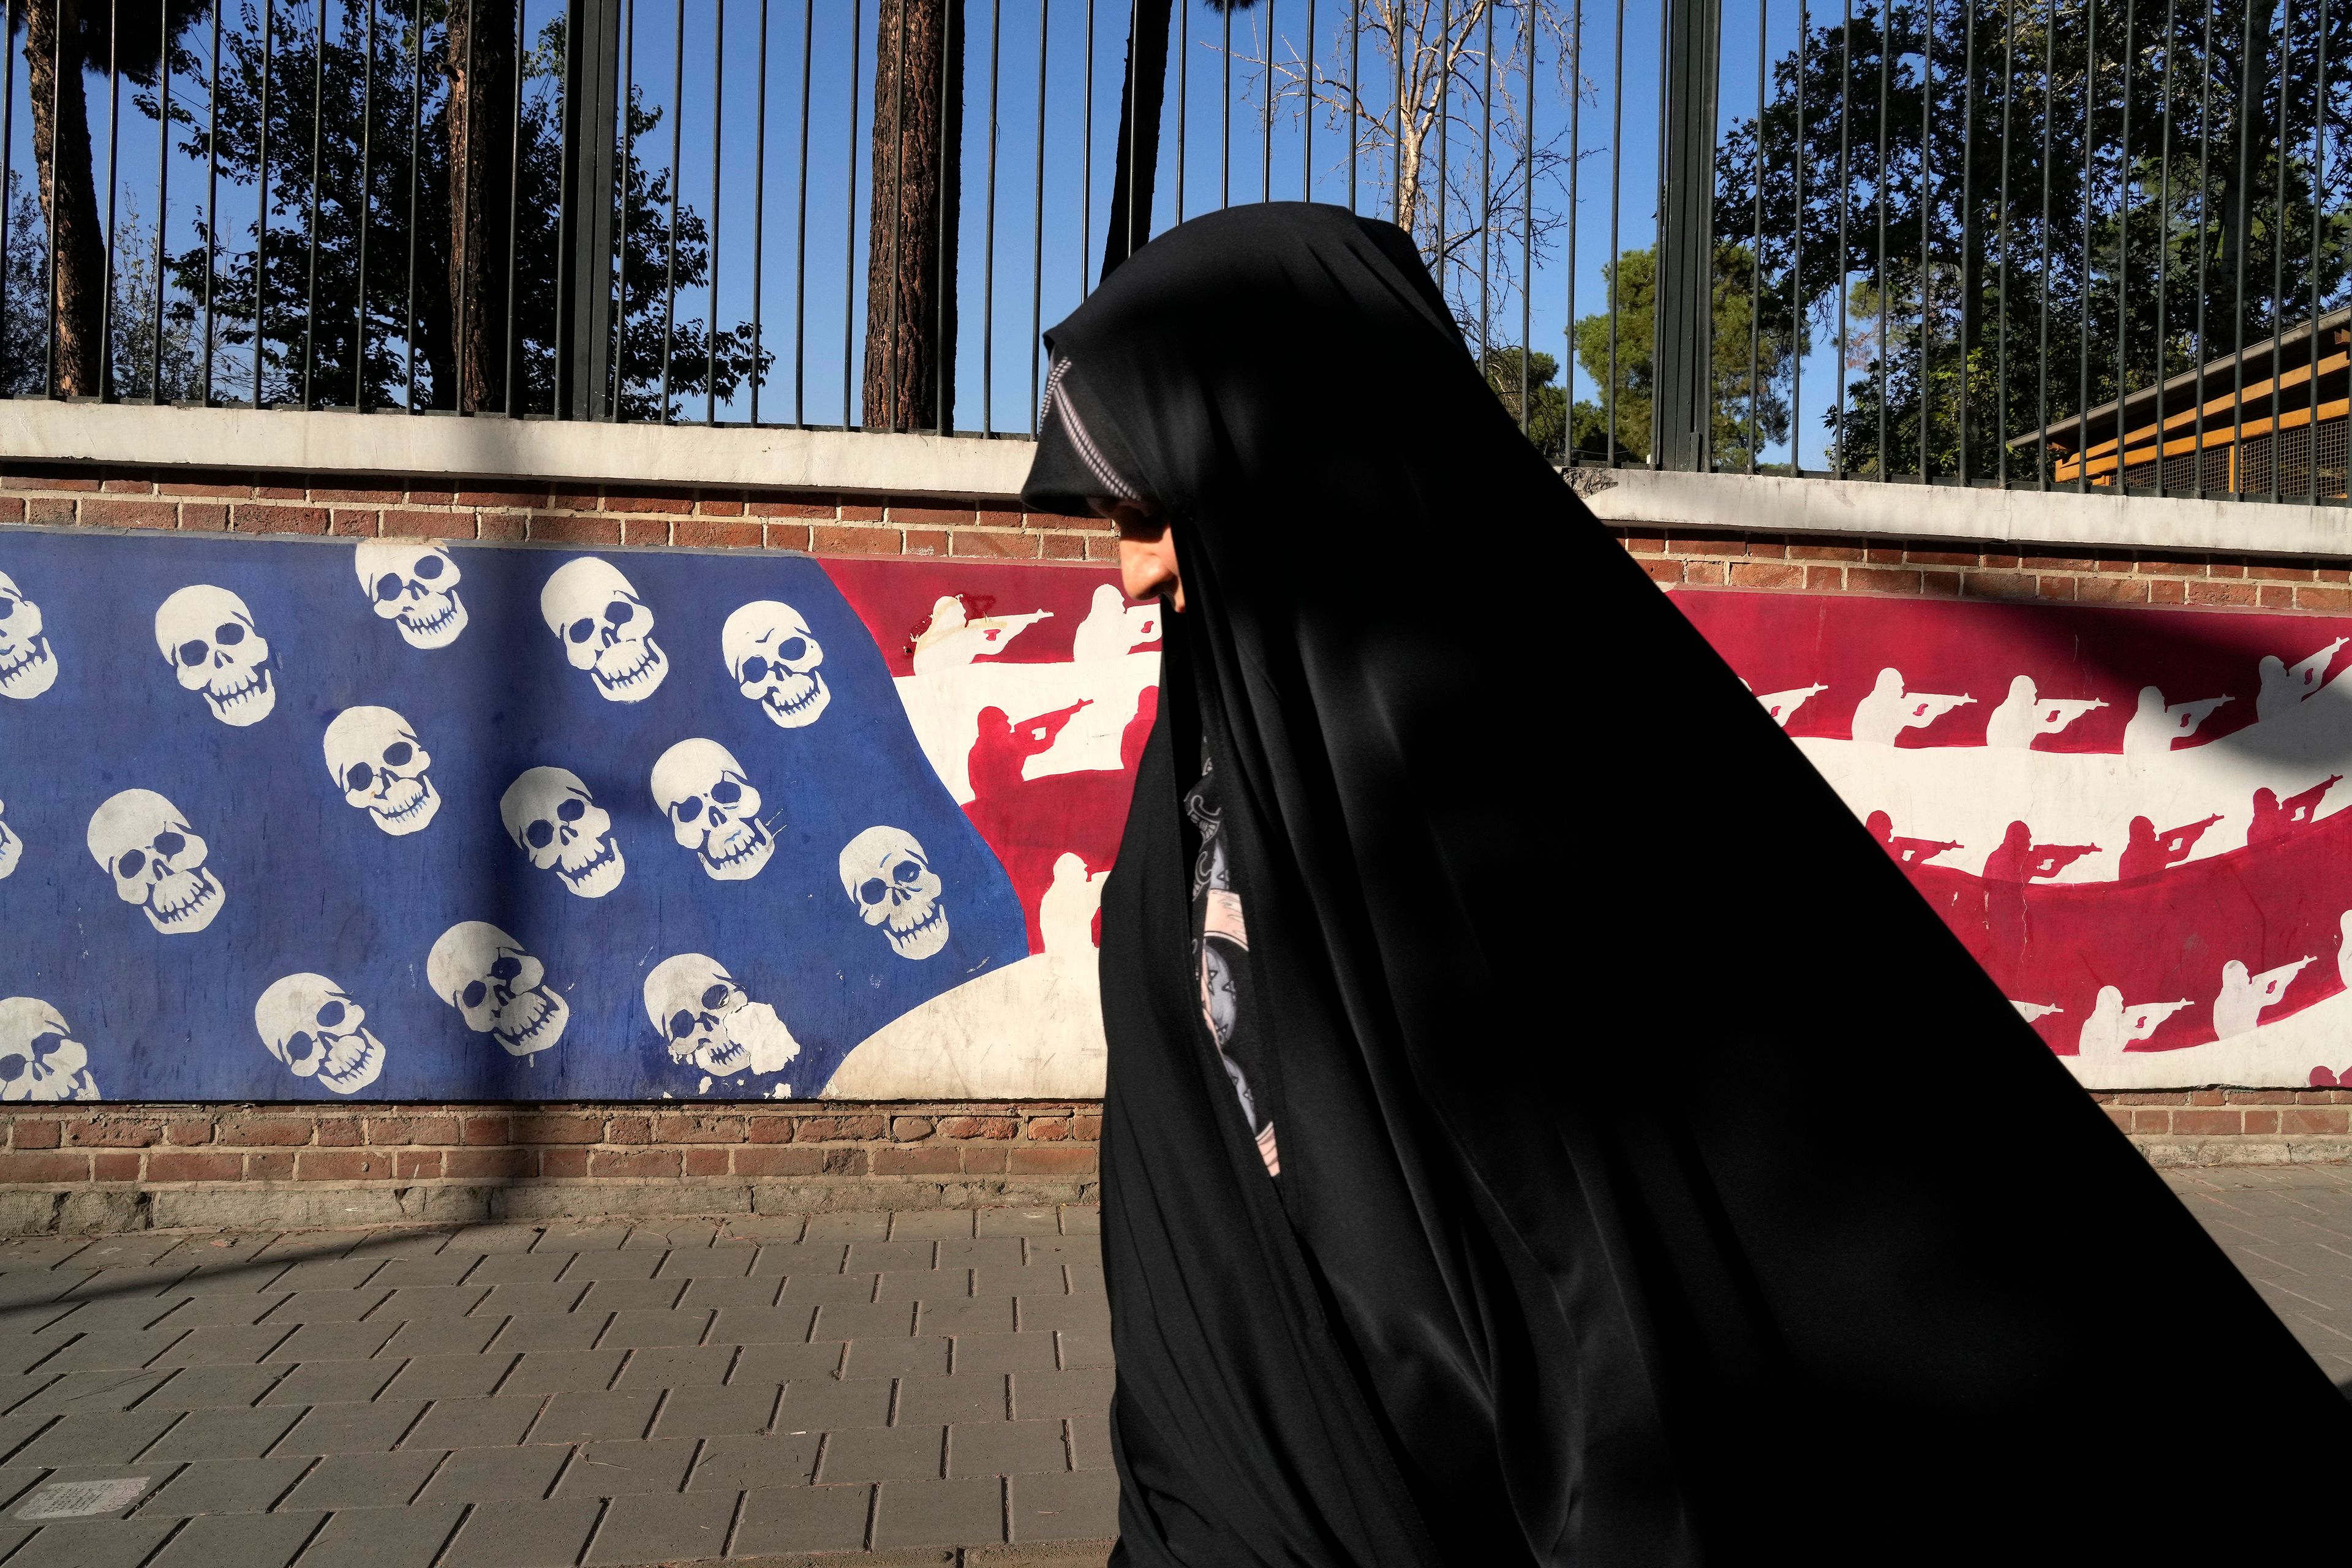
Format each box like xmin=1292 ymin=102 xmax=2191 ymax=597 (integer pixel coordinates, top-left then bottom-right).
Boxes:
xmin=1100 ymin=0 xmax=1172 ymax=280
xmin=23 ymin=1 xmax=105 ymax=397
xmin=862 ymin=0 xmax=961 ymax=433
xmin=446 ymin=0 xmax=518 ymax=413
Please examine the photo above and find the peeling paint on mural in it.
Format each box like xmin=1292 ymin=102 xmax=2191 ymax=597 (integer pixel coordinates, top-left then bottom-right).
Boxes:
xmin=1681 ymin=590 xmax=2352 ymax=1090
xmin=0 ymin=530 xmax=1152 ymax=1103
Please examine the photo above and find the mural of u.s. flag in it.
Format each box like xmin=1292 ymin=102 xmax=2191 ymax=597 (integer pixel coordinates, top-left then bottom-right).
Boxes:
xmin=0 ymin=528 xmax=1046 ymax=1103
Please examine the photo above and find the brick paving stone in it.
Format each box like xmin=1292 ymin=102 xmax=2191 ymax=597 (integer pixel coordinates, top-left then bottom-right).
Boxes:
xmin=804 ymin=1215 xmax=892 ymax=1242
xmin=530 ymin=1390 xmax=660 ymax=1444
xmin=273 ymin=1400 xmax=426 ymax=1455
xmin=820 ymin=1425 xmax=945 ymax=1484
xmin=64 ymin=1270 xmax=193 ymax=1302
xmin=845 ymin=1242 xmax=936 ymax=1273
xmin=286 ymin=1504 xmax=467 ymax=1568
xmin=153 ymin=1295 xmax=291 ymax=1329
xmin=1059 ymin=1208 xmax=1101 ymax=1235
xmin=143 ymin=1365 xmax=286 ymax=1409
xmin=538 ymin=1223 xmax=630 ymax=1253
xmin=777 ymin=1378 xmax=893 ymax=1431
xmin=10 ymin=1370 xmax=175 ymax=1417
xmin=266 ymin=1324 xmax=399 ymax=1363
xmin=437 ymin=1497 xmax=605 ymax=1568
xmin=598 ymin=1308 xmax=712 ymax=1349
xmin=840 ymin=1337 xmax=949 ymax=1379
xmin=11 ymin=1464 xmax=160 ymax=1520
xmin=875 ymin=1269 xmax=964 ymax=1303
xmin=154 ymin=1327 xmax=293 ymax=1367
xmin=47 ymin=1299 xmax=189 ymax=1335
xmin=581 ymin=1488 xmax=734 ymax=1566
xmin=1011 ymin=1368 xmax=1115 ymax=1421
xmin=551 ymin=1438 xmax=698 ymax=1496
xmin=574 ymin=1281 xmax=688 ymax=1316
xmin=5 ymin=1515 xmax=178 ymax=1566
xmin=728 ymin=1343 xmax=843 ymax=1386
xmin=12 ymin=1410 xmax=181 ymax=1467
xmin=374 ymin=1289 xmax=490 ymax=1321
xmin=815 ymin=1302 xmax=916 ymax=1341
xmin=489 ymin=1315 xmax=606 ymax=1354
xmin=259 ymin=1292 xmax=391 ymax=1325
xmin=375 ymin=1319 xmax=503 ymax=1360
xmin=652 ymin=1251 xmax=753 ymax=1280
xmin=916 ymin=1298 xmax=1016 ymax=1336
xmin=413 ymin=1444 xmax=570 ymax=1504
xmin=262 ymin=1362 xmax=401 ymax=1406
xmin=562 ymin=1255 xmax=663 ymax=1283
xmin=1009 ymin=1468 xmax=1121 ymax=1542
xmin=1014 ymin=1293 xmax=1110 ymax=1332
xmin=652 ymin=1383 xmax=775 ymax=1438
xmin=0 ymin=1464 xmax=51 ymax=1510
xmin=0 ymin=1412 xmax=51 ymax=1460
xmin=974 ymin=1266 xmax=1074 ymax=1299
xmin=404 ymin=1397 xmax=543 ymax=1450
xmin=709 ymin=1306 xmax=820 ymax=1347
xmin=772 ymin=1273 xmax=874 ymax=1305
xmin=279 ymin=1450 xmax=445 ymax=1511
xmin=464 ymin=1256 xmax=571 ymax=1286
xmin=366 ymin=1259 xmax=482 ymax=1290
xmin=730 ymin=1483 xmax=872 ymax=1555
xmin=952 ymin=1333 xmax=1061 ymax=1375
xmin=142 ymin=1405 xmax=304 ymax=1461
xmin=871 ymin=1476 xmax=1002 ymax=1549
xmin=1058 ymin=1327 xmax=1114 ymax=1370
xmin=747 ymin=1244 xmax=851 ymax=1278
xmin=469 ymin=1283 xmax=586 ymax=1317
xmin=948 ymin=1419 xmax=1071 ymax=1478
xmin=1068 ymin=1417 xmax=1111 ymax=1471
xmin=899 ymin=1376 xmax=1009 ymax=1426
xmin=148 ymin=1509 xmax=322 ymax=1567
xmin=265 ymin=1263 xmax=382 ymax=1295
xmin=0 ymin=1273 xmax=95 ymax=1310
xmin=891 ymin=1213 xmax=978 ymax=1242
xmin=448 ymin=1226 xmax=542 ymax=1254
xmin=974 ymin=1209 xmax=1063 ymax=1238
xmin=937 ymin=1239 xmax=1028 ymax=1269
xmin=717 ymin=1218 xmax=808 ymax=1244
xmin=685 ymin=1432 xmax=821 ymax=1492
xmin=613 ymin=1346 xmax=733 ymax=1389
xmin=380 ymin=1355 xmax=516 ymax=1401
xmin=503 ymin=1352 xmax=625 ymax=1396
xmin=676 ymin=1278 xmax=782 ymax=1312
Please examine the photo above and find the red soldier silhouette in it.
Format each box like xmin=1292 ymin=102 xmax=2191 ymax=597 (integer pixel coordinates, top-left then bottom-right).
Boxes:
xmin=1864 ymin=809 xmax=1961 ymax=868
xmin=2117 ymin=813 xmax=2223 ymax=880
xmin=1983 ymin=820 xmax=2100 ymax=883
xmin=1121 ymin=686 xmax=1161 ymax=772
xmin=968 ymin=700 xmax=1093 ymax=802
xmin=2248 ymin=776 xmax=2342 ymax=846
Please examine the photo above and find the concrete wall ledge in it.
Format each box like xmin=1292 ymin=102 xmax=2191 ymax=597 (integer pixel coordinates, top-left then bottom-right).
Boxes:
xmin=0 ymin=399 xmax=1041 ymax=500
xmin=2128 ymin=1135 xmax=2352 ymax=1167
xmin=1578 ymin=467 xmax=2352 ymax=562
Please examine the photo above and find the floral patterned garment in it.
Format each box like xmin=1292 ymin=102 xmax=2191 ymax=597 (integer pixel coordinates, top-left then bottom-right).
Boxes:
xmin=1185 ymin=744 xmax=1280 ymax=1177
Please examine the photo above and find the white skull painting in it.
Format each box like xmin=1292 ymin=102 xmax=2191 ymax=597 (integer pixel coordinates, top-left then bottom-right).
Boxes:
xmin=839 ymin=826 xmax=949 ymax=959
xmin=651 ymin=739 xmax=774 ymax=881
xmin=0 ymin=797 xmax=20 ymax=881
xmin=322 ymin=706 xmax=440 ymax=837
xmin=0 ymin=569 xmax=59 ymax=700
xmin=0 ymin=998 xmax=99 ymax=1102
xmin=154 ymin=584 xmax=276 ymax=726
xmin=86 ymin=789 xmax=226 ymax=935
xmin=252 ymin=973 xmax=386 ymax=1095
xmin=642 ymin=954 xmax=802 ymax=1079
xmin=355 ymin=540 xmax=468 ymax=649
xmin=426 ymin=921 xmax=570 ymax=1057
xmin=540 ymin=557 xmax=668 ymax=701
xmin=722 ymin=600 xmax=830 ymax=729
xmin=499 ymin=766 xmax=625 ymax=897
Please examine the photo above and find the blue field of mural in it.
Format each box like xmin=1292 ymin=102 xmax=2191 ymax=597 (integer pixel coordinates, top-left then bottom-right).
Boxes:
xmin=0 ymin=529 xmax=1027 ymax=1102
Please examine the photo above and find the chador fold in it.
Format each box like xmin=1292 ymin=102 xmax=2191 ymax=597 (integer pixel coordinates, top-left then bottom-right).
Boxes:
xmin=1023 ymin=204 xmax=2352 ymax=1566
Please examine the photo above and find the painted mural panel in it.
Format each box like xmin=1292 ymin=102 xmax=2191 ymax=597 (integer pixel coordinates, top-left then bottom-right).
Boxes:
xmin=0 ymin=530 xmax=1155 ymax=1104
xmin=1681 ymin=590 xmax=2352 ymax=1090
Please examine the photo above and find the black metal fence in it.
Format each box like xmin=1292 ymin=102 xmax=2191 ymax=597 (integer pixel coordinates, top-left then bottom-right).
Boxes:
xmin=1 ymin=0 xmax=2346 ymax=500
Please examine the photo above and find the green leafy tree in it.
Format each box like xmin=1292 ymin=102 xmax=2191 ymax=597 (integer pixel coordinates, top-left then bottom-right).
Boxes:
xmin=1570 ymin=242 xmax=1790 ymax=467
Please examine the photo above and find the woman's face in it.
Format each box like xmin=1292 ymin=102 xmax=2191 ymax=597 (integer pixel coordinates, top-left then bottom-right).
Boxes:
xmin=1095 ymin=499 xmax=1183 ymax=611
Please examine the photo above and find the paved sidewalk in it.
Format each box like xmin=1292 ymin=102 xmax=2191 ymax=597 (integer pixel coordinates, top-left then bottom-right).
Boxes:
xmin=0 ymin=1206 xmax=1115 ymax=1567
xmin=0 ymin=1171 xmax=2343 ymax=1567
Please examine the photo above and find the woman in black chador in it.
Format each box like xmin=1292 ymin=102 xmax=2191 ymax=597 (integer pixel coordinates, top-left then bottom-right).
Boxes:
xmin=1021 ymin=204 xmax=2352 ymax=1566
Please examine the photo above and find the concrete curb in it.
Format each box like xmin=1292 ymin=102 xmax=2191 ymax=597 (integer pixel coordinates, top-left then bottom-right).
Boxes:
xmin=2129 ymin=1134 xmax=2352 ymax=1166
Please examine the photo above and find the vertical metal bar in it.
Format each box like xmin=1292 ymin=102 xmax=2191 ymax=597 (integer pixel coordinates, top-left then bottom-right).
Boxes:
xmin=1520 ymin=0 xmax=1532 ymax=437
xmin=1608 ymin=0 xmax=1624 ymax=462
xmin=1348 ymin=0 xmax=1357 ymax=213
xmin=205 ymin=0 xmax=223 ymax=401
xmin=2228 ymin=0 xmax=2255 ymax=489
xmin=1125 ymin=0 xmax=1138 ymax=253
xmin=1958 ymin=0 xmax=1976 ymax=481
xmin=2269 ymin=0 xmax=2289 ymax=502
xmin=1029 ymin=0 xmax=1044 ymax=430
xmin=152 ymin=0 xmax=171 ymax=400
xmin=1439 ymin=0 xmax=1449 ymax=271
xmin=751 ymin=0 xmax=771 ymax=424
xmin=1 ymin=0 xmax=15 ymax=388
xmin=1303 ymin=0 xmax=1315 ymax=200
xmin=303 ymin=0 xmax=324 ymax=405
xmin=1483 ymin=0 xmax=1493 ymax=366
xmin=503 ymin=0 xmax=524 ymax=414
xmin=2311 ymin=0 xmax=2328 ymax=497
xmin=1178 ymin=0 xmax=1189 ymax=219
xmin=358 ymin=0 xmax=377 ymax=409
xmin=1226 ymin=0 xmax=1234 ymax=211
xmin=1876 ymin=0 xmax=1888 ymax=475
xmin=257 ymin=0 xmax=274 ymax=405
xmin=795 ymin=0 xmax=812 ymax=423
xmin=455 ymin=0 xmax=475 ymax=410
xmin=660 ymin=0 xmax=682 ymax=418
xmin=1998 ymin=0 xmax=2014 ymax=484
xmin=845 ymin=0 xmax=861 ymax=427
xmin=554 ymin=0 xmax=571 ymax=415
xmin=1836 ymin=0 xmax=1852 ymax=475
xmin=619 ymin=0 xmax=641 ymax=418
xmin=2079 ymin=0 xmax=2097 ymax=492
xmin=1569 ymin=0 xmax=1582 ymax=459
xmin=933 ymin=0 xmax=948 ymax=435
xmin=706 ymin=0 xmax=723 ymax=424
xmin=2192 ymin=0 xmax=2212 ymax=491
xmin=103 ymin=0 xmax=119 ymax=400
xmin=1260 ymin=0 xmax=1272 ymax=203
xmin=2037 ymin=0 xmax=2052 ymax=485
xmin=2113 ymin=0 xmax=2133 ymax=480
xmin=1081 ymin=0 xmax=1093 ymax=291
xmin=42 ymin=0 xmax=59 ymax=395
xmin=1389 ymin=1 xmax=1398 ymax=224
xmin=1794 ymin=0 xmax=1807 ymax=472
xmin=405 ymin=0 xmax=420 ymax=406
xmin=1759 ymin=0 xmax=1770 ymax=470
xmin=982 ymin=0 xmax=998 ymax=434
xmin=1920 ymin=0 xmax=1934 ymax=480
xmin=2153 ymin=0 xmax=2174 ymax=493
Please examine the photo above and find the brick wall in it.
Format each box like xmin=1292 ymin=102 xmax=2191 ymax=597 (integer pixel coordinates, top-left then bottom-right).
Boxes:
xmin=0 ymin=461 xmax=1117 ymax=562
xmin=0 ymin=1102 xmax=1102 ymax=1234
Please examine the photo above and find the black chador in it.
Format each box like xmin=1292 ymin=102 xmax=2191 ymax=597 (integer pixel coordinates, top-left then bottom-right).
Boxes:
xmin=1024 ymin=203 xmax=2352 ymax=1566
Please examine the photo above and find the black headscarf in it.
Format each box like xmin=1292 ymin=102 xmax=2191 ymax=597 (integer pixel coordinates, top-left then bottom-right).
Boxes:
xmin=1024 ymin=203 xmax=2352 ymax=1567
